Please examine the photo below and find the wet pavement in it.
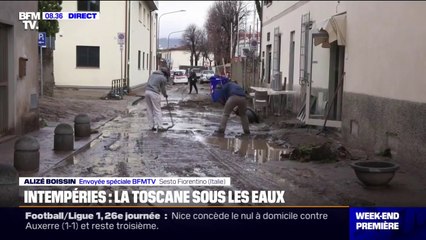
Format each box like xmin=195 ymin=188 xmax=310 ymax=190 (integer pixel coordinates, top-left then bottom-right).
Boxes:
xmin=14 ymin=83 xmax=426 ymax=206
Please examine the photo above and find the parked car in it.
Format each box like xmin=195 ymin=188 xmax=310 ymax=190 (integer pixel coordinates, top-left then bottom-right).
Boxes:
xmin=199 ymin=70 xmax=215 ymax=83
xmin=171 ymin=70 xmax=188 ymax=85
xmin=190 ymin=68 xmax=202 ymax=80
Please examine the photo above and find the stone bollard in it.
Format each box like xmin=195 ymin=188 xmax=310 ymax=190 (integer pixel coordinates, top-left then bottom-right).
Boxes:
xmin=54 ymin=123 xmax=74 ymax=151
xmin=74 ymin=114 xmax=91 ymax=137
xmin=0 ymin=164 xmax=19 ymax=207
xmin=14 ymin=136 xmax=40 ymax=172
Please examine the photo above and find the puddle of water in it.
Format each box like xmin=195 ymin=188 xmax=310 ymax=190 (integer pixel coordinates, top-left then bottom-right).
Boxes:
xmin=196 ymin=135 xmax=291 ymax=164
xmin=174 ymin=109 xmax=222 ymax=119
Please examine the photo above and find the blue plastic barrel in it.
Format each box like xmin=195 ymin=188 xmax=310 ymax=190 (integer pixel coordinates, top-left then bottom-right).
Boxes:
xmin=210 ymin=75 xmax=229 ymax=102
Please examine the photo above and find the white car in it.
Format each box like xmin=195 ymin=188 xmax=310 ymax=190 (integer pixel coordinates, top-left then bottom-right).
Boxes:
xmin=199 ymin=70 xmax=215 ymax=83
xmin=190 ymin=68 xmax=202 ymax=80
xmin=171 ymin=70 xmax=188 ymax=84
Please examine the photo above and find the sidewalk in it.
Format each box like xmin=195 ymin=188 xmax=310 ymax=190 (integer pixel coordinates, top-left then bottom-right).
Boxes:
xmin=0 ymin=126 xmax=102 ymax=177
xmin=0 ymin=87 xmax=142 ymax=177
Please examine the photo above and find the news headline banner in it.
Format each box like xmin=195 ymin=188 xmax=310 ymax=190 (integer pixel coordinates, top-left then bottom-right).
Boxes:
xmin=23 ymin=190 xmax=286 ymax=205
xmin=19 ymin=177 xmax=230 ymax=186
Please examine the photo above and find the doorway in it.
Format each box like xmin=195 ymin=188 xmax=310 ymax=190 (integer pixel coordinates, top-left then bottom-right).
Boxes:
xmin=0 ymin=24 xmax=9 ymax=137
xmin=265 ymin=44 xmax=272 ymax=84
xmin=288 ymin=31 xmax=295 ymax=90
xmin=305 ymin=32 xmax=345 ymax=128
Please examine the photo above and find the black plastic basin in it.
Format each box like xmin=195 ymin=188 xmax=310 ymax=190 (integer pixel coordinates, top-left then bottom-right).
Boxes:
xmin=350 ymin=161 xmax=399 ymax=186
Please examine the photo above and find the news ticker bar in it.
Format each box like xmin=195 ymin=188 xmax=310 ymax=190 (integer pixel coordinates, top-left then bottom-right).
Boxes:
xmin=1 ymin=207 xmax=425 ymax=239
xmin=3 ymin=207 xmax=350 ymax=239
xmin=19 ymin=177 xmax=230 ymax=186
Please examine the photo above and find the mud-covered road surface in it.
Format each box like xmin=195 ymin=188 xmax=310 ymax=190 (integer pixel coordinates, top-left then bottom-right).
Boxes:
xmin=40 ymin=84 xmax=426 ymax=206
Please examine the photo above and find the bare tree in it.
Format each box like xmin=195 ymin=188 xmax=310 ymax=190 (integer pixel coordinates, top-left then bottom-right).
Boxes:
xmin=183 ymin=24 xmax=203 ymax=67
xmin=199 ymin=29 xmax=214 ymax=68
xmin=205 ymin=1 xmax=249 ymax=65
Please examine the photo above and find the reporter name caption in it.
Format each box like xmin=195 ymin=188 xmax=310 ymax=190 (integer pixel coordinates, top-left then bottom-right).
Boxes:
xmin=20 ymin=177 xmax=231 ymax=186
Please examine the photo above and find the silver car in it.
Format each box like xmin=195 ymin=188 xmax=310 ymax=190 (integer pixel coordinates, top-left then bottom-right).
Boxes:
xmin=199 ymin=70 xmax=215 ymax=83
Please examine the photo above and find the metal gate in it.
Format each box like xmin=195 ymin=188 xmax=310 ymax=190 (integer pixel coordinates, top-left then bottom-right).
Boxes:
xmin=271 ymin=27 xmax=281 ymax=90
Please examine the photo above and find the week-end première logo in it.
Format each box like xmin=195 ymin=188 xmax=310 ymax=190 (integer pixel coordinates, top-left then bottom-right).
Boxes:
xmin=18 ymin=11 xmax=99 ymax=30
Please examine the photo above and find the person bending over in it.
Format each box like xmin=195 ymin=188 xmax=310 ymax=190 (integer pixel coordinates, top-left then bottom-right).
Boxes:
xmin=214 ymin=81 xmax=250 ymax=135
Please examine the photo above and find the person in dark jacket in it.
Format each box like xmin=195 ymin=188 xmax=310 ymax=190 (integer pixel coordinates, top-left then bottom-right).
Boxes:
xmin=145 ymin=67 xmax=169 ymax=131
xmin=188 ymin=70 xmax=198 ymax=94
xmin=214 ymin=81 xmax=250 ymax=135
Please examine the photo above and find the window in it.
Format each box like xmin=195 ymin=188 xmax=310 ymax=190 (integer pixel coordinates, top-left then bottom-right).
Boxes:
xmin=143 ymin=8 xmax=146 ymax=26
xmin=76 ymin=46 xmax=99 ymax=67
xmin=138 ymin=2 xmax=143 ymax=22
xmin=138 ymin=51 xmax=141 ymax=70
xmin=78 ymin=1 xmax=100 ymax=11
xmin=150 ymin=51 xmax=153 ymax=69
xmin=147 ymin=12 xmax=150 ymax=28
xmin=146 ymin=53 xmax=149 ymax=69
xmin=142 ymin=52 xmax=145 ymax=70
xmin=151 ymin=56 xmax=157 ymax=66
xmin=267 ymin=32 xmax=270 ymax=42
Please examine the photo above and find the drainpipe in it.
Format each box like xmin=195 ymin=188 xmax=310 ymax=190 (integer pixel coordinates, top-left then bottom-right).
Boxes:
xmin=149 ymin=9 xmax=155 ymax=76
xmin=126 ymin=1 xmax=131 ymax=90
xmin=124 ymin=1 xmax=128 ymax=89
xmin=258 ymin=1 xmax=263 ymax=86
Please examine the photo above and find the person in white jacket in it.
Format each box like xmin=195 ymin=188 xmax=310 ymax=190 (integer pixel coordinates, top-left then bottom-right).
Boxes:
xmin=145 ymin=67 xmax=169 ymax=131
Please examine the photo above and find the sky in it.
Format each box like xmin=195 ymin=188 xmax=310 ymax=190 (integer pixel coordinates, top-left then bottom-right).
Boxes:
xmin=157 ymin=1 xmax=215 ymax=39
xmin=157 ymin=1 xmax=257 ymax=39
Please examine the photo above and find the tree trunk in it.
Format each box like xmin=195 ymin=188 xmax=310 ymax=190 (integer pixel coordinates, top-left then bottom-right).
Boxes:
xmin=41 ymin=48 xmax=55 ymax=97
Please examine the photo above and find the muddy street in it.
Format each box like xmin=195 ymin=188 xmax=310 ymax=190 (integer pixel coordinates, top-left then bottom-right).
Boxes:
xmin=41 ymin=84 xmax=426 ymax=206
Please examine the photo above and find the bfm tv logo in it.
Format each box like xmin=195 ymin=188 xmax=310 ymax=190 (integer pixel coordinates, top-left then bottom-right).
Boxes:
xmin=19 ymin=12 xmax=40 ymax=30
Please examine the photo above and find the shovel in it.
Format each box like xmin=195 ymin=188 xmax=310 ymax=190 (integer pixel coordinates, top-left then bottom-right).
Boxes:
xmin=164 ymin=97 xmax=175 ymax=131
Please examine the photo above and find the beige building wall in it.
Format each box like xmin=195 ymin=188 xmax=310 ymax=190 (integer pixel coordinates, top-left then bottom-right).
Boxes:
xmin=54 ymin=1 xmax=157 ymax=88
xmin=0 ymin=1 xmax=39 ymax=135
xmin=54 ymin=1 xmax=125 ymax=88
xmin=162 ymin=49 xmax=214 ymax=69
xmin=128 ymin=1 xmax=155 ymax=87
xmin=262 ymin=1 xmax=347 ymax=91
xmin=262 ymin=1 xmax=299 ymax=23
xmin=263 ymin=1 xmax=426 ymax=104
xmin=344 ymin=1 xmax=426 ymax=103
xmin=261 ymin=1 xmax=426 ymax=171
xmin=163 ymin=50 xmax=191 ymax=69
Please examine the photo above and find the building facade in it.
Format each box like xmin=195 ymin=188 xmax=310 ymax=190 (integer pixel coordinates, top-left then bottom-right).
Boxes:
xmin=54 ymin=1 xmax=158 ymax=89
xmin=261 ymin=1 xmax=426 ymax=169
xmin=0 ymin=1 xmax=39 ymax=138
xmin=162 ymin=47 xmax=215 ymax=70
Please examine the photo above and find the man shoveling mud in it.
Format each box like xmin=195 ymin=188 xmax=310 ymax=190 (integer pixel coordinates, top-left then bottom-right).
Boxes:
xmin=145 ymin=67 xmax=169 ymax=131
xmin=214 ymin=81 xmax=250 ymax=135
